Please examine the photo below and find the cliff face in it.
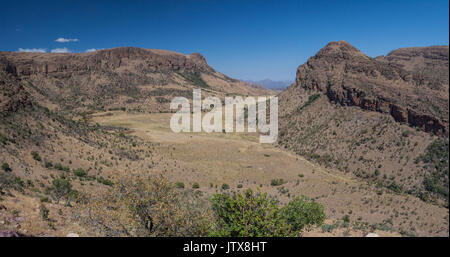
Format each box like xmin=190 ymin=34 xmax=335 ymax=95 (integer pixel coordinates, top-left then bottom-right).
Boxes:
xmin=0 ymin=47 xmax=271 ymax=114
xmin=294 ymin=41 xmax=449 ymax=136
xmin=277 ymin=42 xmax=449 ymax=203
xmin=0 ymin=47 xmax=212 ymax=77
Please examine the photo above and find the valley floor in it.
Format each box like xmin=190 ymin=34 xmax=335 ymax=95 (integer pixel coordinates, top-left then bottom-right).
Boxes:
xmin=90 ymin=111 xmax=449 ymax=237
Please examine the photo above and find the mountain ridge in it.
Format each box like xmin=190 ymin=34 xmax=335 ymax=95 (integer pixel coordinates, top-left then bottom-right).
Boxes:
xmin=292 ymin=41 xmax=449 ymax=136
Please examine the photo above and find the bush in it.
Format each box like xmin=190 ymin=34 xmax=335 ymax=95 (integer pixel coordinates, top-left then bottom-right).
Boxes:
xmin=270 ymin=178 xmax=285 ymax=186
xmin=0 ymin=173 xmax=24 ymax=192
xmin=45 ymin=161 xmax=53 ymax=169
xmin=54 ymin=163 xmax=63 ymax=170
xmin=221 ymin=183 xmax=230 ymax=190
xmin=77 ymin=175 xmax=212 ymax=236
xmin=40 ymin=204 xmax=49 ymax=220
xmin=97 ymin=176 xmax=113 ymax=186
xmin=73 ymin=168 xmax=87 ymax=177
xmin=31 ymin=151 xmax=42 ymax=162
xmin=52 ymin=177 xmax=73 ymax=204
xmin=209 ymin=189 xmax=293 ymax=236
xmin=1 ymin=163 xmax=11 ymax=172
xmin=280 ymin=196 xmax=326 ymax=231
xmin=209 ymin=190 xmax=326 ymax=237
xmin=175 ymin=182 xmax=185 ymax=189
xmin=192 ymin=182 xmax=200 ymax=189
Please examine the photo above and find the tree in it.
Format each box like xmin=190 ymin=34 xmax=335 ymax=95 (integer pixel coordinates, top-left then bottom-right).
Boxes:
xmin=52 ymin=178 xmax=72 ymax=204
xmin=209 ymin=189 xmax=294 ymax=236
xmin=210 ymin=189 xmax=326 ymax=237
xmin=281 ymin=196 xmax=325 ymax=231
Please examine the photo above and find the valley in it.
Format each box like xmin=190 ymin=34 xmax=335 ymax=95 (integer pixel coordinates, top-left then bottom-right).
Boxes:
xmin=0 ymin=41 xmax=448 ymax=237
xmin=89 ymin=111 xmax=449 ymax=236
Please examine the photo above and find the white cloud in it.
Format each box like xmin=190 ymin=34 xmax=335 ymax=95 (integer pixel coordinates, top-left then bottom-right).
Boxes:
xmin=85 ymin=48 xmax=103 ymax=52
xmin=51 ymin=47 xmax=71 ymax=53
xmin=55 ymin=37 xmax=79 ymax=43
xmin=17 ymin=48 xmax=46 ymax=53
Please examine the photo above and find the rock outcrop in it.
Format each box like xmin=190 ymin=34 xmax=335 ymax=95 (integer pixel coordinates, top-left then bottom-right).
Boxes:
xmin=0 ymin=47 xmax=271 ymax=114
xmin=0 ymin=47 xmax=213 ymax=77
xmin=294 ymin=41 xmax=449 ymax=136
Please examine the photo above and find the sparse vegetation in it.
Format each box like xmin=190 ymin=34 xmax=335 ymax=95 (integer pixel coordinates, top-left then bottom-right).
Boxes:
xmin=31 ymin=151 xmax=42 ymax=162
xmin=418 ymin=139 xmax=449 ymax=204
xmin=298 ymin=94 xmax=320 ymax=111
xmin=270 ymin=178 xmax=285 ymax=186
xmin=175 ymin=181 xmax=185 ymax=189
xmin=1 ymin=162 xmax=11 ymax=172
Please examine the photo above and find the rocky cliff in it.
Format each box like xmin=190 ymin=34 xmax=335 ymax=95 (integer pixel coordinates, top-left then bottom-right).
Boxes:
xmin=294 ymin=41 xmax=449 ymax=136
xmin=0 ymin=47 xmax=271 ymax=114
xmin=0 ymin=47 xmax=212 ymax=77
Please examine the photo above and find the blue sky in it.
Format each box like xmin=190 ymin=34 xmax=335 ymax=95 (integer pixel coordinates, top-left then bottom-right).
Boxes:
xmin=0 ymin=0 xmax=448 ymax=81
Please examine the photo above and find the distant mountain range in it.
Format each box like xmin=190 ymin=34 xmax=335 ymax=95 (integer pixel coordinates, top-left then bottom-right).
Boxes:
xmin=244 ymin=79 xmax=293 ymax=90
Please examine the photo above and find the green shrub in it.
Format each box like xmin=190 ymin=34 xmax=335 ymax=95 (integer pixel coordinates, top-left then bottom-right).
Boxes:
xmin=175 ymin=182 xmax=185 ymax=189
xmin=1 ymin=163 xmax=11 ymax=172
xmin=45 ymin=161 xmax=53 ymax=169
xmin=209 ymin=189 xmax=293 ymax=236
xmin=54 ymin=163 xmax=63 ymax=170
xmin=192 ymin=182 xmax=200 ymax=189
xmin=417 ymin=139 xmax=449 ymax=203
xmin=31 ymin=151 xmax=42 ymax=162
xmin=97 ymin=176 xmax=114 ymax=186
xmin=209 ymin=189 xmax=325 ymax=237
xmin=73 ymin=168 xmax=87 ymax=177
xmin=52 ymin=177 xmax=73 ymax=204
xmin=221 ymin=183 xmax=230 ymax=190
xmin=270 ymin=178 xmax=285 ymax=186
xmin=280 ymin=196 xmax=326 ymax=231
xmin=342 ymin=214 xmax=350 ymax=223
xmin=40 ymin=204 xmax=49 ymax=220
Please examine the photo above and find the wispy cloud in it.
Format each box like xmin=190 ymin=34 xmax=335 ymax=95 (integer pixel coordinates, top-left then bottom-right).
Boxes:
xmin=55 ymin=37 xmax=79 ymax=43
xmin=51 ymin=47 xmax=71 ymax=53
xmin=85 ymin=48 xmax=103 ymax=52
xmin=17 ymin=48 xmax=46 ymax=53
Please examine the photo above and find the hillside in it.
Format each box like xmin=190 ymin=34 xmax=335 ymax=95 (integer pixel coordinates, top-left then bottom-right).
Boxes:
xmin=278 ymin=41 xmax=449 ymax=205
xmin=0 ymin=47 xmax=271 ymax=115
xmin=0 ymin=48 xmax=273 ymax=236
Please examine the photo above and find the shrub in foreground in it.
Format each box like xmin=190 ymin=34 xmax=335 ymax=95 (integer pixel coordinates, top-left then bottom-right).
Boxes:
xmin=209 ymin=189 xmax=325 ymax=236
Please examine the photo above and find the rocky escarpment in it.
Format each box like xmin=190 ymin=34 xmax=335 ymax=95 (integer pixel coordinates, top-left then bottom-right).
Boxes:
xmin=294 ymin=41 xmax=449 ymax=136
xmin=0 ymin=47 xmax=213 ymax=77
xmin=0 ymin=47 xmax=271 ymax=115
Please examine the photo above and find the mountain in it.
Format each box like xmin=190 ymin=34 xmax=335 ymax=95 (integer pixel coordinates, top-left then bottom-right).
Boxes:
xmin=0 ymin=47 xmax=272 ymax=115
xmin=244 ymin=79 xmax=293 ymax=91
xmin=278 ymin=41 xmax=449 ymax=204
